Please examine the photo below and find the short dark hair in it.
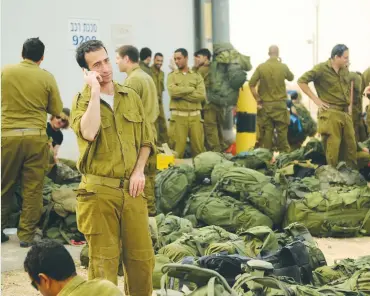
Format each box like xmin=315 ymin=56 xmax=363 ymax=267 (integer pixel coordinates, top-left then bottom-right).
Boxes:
xmin=175 ymin=48 xmax=188 ymax=58
xmin=75 ymin=40 xmax=107 ymax=69
xmin=193 ymin=50 xmax=199 ymax=57
xmin=22 ymin=38 xmax=45 ymax=62
xmin=154 ymin=52 xmax=163 ymax=59
xmin=331 ymin=44 xmax=349 ymax=59
xmin=24 ymin=240 xmax=77 ymax=284
xmin=290 ymin=91 xmax=299 ymax=100
xmin=139 ymin=47 xmax=152 ymax=61
xmin=116 ymin=45 xmax=139 ymax=63
xmin=196 ymin=48 xmax=212 ymax=60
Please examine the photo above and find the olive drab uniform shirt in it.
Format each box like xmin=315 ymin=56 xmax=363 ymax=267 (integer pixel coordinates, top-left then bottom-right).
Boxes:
xmin=167 ymin=69 xmax=206 ymax=111
xmin=1 ymin=60 xmax=63 ymax=129
xmin=151 ymin=65 xmax=165 ymax=101
xmin=70 ymin=82 xmax=154 ymax=180
xmin=298 ymin=60 xmax=351 ymax=107
xmin=249 ymin=57 xmax=294 ymax=102
xmin=139 ymin=61 xmax=152 ymax=76
xmin=197 ymin=64 xmax=210 ymax=89
xmin=58 ymin=275 xmax=123 ymax=296
xmin=124 ymin=65 xmax=159 ymax=124
xmin=349 ymin=72 xmax=363 ymax=113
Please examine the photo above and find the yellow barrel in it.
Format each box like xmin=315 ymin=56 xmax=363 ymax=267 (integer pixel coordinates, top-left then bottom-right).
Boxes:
xmin=236 ymin=82 xmax=257 ymax=154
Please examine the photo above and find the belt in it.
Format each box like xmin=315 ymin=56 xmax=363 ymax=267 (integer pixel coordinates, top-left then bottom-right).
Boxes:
xmin=1 ymin=129 xmax=46 ymax=137
xmin=82 ymin=174 xmax=128 ymax=189
xmin=171 ymin=110 xmax=201 ymax=116
xmin=329 ymin=105 xmax=349 ymax=112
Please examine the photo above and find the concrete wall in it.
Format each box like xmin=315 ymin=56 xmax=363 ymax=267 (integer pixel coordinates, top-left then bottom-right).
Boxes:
xmin=1 ymin=0 xmax=195 ymax=160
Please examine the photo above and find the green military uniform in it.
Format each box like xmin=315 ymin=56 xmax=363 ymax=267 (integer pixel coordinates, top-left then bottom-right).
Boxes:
xmin=350 ymin=72 xmax=367 ymax=142
xmin=198 ymin=63 xmax=226 ymax=152
xmin=249 ymin=57 xmax=294 ymax=152
xmin=255 ymin=107 xmax=265 ymax=148
xmin=58 ymin=275 xmax=123 ymax=296
xmin=167 ymin=69 xmax=206 ymax=158
xmin=139 ymin=60 xmax=152 ymax=76
xmin=70 ymin=82 xmax=155 ymax=296
xmin=151 ymin=64 xmax=169 ymax=146
xmin=362 ymin=67 xmax=370 ymax=129
xmin=298 ymin=60 xmax=356 ymax=168
xmin=124 ymin=65 xmax=159 ymax=216
xmin=1 ymin=60 xmax=63 ymax=243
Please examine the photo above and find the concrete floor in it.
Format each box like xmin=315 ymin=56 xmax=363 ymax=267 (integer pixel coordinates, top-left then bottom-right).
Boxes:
xmin=1 ymin=230 xmax=83 ymax=273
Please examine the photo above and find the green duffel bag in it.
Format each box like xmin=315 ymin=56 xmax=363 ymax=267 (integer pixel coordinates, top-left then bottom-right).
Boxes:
xmin=331 ymin=267 xmax=370 ymax=294
xmin=287 ymin=177 xmax=321 ymax=200
xmin=313 ymin=255 xmax=370 ymax=286
xmin=156 ymin=213 xmax=194 ymax=248
xmin=211 ymin=161 xmax=236 ymax=185
xmin=214 ymin=166 xmax=269 ymax=193
xmin=155 ymin=164 xmax=196 ymax=214
xmin=45 ymin=214 xmax=85 ymax=244
xmin=283 ymin=186 xmax=370 ymax=237
xmin=205 ymin=240 xmax=247 ymax=256
xmin=195 ymin=195 xmax=273 ymax=233
xmin=159 ymin=226 xmax=239 ymax=262
xmin=233 ymin=273 xmax=356 ymax=296
xmin=153 ymin=254 xmax=174 ymax=289
xmin=240 ymin=181 xmax=286 ymax=226
xmin=193 ymin=152 xmax=228 ymax=182
xmin=231 ymin=148 xmax=273 ymax=171
xmin=315 ymin=162 xmax=366 ymax=187
xmin=184 ymin=192 xmax=214 ymax=217
xmin=212 ymin=166 xmax=286 ymax=225
xmin=238 ymin=226 xmax=280 ymax=258
xmin=157 ymin=263 xmax=237 ymax=296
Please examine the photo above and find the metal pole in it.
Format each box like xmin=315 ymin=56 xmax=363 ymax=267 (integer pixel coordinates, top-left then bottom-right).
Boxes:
xmin=211 ymin=0 xmax=230 ymax=44
xmin=211 ymin=0 xmax=234 ymax=144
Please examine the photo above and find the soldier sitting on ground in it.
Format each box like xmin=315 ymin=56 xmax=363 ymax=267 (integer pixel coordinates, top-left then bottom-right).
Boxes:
xmin=24 ymin=240 xmax=122 ymax=296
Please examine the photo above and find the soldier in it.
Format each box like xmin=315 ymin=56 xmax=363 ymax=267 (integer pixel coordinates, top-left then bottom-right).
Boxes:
xmin=192 ymin=50 xmax=200 ymax=72
xmin=116 ymin=45 xmax=159 ymax=217
xmin=24 ymin=240 xmax=122 ymax=296
xmin=197 ymin=48 xmax=226 ymax=152
xmin=362 ymin=67 xmax=370 ymax=129
xmin=167 ymin=48 xmax=206 ymax=158
xmin=249 ymin=45 xmax=294 ymax=152
xmin=139 ymin=47 xmax=152 ymax=76
xmin=47 ymin=108 xmax=70 ymax=164
xmin=349 ymin=71 xmax=367 ymax=142
xmin=151 ymin=52 xmax=169 ymax=146
xmin=71 ymin=40 xmax=154 ymax=295
xmin=298 ymin=44 xmax=356 ymax=168
xmin=1 ymin=37 xmax=63 ymax=246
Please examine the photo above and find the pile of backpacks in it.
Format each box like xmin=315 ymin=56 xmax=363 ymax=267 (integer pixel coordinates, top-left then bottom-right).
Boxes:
xmin=8 ymin=138 xmax=370 ymax=294
xmin=145 ymin=139 xmax=370 ymax=295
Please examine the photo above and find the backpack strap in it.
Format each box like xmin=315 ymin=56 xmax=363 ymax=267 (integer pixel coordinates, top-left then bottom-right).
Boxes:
xmin=207 ymin=277 xmax=216 ymax=296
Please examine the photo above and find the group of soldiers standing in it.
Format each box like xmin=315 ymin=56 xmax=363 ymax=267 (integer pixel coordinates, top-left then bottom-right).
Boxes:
xmin=250 ymin=44 xmax=370 ymax=170
xmin=2 ymin=37 xmax=370 ymax=296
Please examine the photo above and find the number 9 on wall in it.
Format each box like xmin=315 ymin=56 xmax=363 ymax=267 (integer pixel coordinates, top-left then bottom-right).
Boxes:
xmin=72 ymin=35 xmax=97 ymax=46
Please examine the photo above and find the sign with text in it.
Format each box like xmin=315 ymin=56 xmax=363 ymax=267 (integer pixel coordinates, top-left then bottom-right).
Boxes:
xmin=68 ymin=18 xmax=100 ymax=50
xmin=111 ymin=24 xmax=134 ymax=49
